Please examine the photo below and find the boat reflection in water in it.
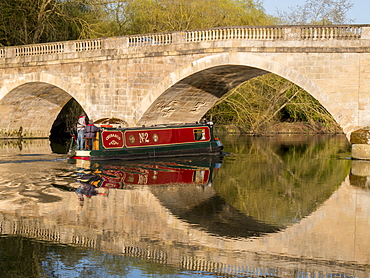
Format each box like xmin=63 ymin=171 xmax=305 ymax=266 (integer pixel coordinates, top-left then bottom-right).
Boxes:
xmin=70 ymin=156 xmax=281 ymax=239
xmin=72 ymin=157 xmax=222 ymax=202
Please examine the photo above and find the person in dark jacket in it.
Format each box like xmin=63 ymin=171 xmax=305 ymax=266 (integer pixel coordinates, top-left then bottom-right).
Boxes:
xmin=84 ymin=120 xmax=100 ymax=150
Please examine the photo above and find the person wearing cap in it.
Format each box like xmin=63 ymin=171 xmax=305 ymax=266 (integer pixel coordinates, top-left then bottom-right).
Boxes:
xmin=76 ymin=113 xmax=86 ymax=150
xmin=84 ymin=119 xmax=100 ymax=150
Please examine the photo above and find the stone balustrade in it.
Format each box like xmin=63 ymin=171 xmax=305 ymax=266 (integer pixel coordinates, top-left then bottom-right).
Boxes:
xmin=186 ymin=26 xmax=284 ymax=41
xmin=301 ymin=25 xmax=363 ymax=39
xmin=75 ymin=39 xmax=102 ymax=52
xmin=128 ymin=32 xmax=173 ymax=46
xmin=0 ymin=25 xmax=368 ymax=59
xmin=14 ymin=42 xmax=65 ymax=57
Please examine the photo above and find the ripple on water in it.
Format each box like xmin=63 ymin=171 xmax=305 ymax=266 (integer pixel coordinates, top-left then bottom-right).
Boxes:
xmin=35 ymin=182 xmax=53 ymax=186
xmin=52 ymin=181 xmax=69 ymax=186
xmin=0 ymin=181 xmax=12 ymax=187
xmin=1 ymin=182 xmax=22 ymax=188
xmin=0 ymin=194 xmax=13 ymax=201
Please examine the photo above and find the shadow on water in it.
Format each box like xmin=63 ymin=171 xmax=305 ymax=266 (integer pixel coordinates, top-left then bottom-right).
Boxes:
xmin=49 ymin=137 xmax=71 ymax=154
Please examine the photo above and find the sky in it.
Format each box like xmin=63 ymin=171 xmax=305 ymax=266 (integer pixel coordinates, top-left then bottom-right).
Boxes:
xmin=262 ymin=0 xmax=369 ymax=24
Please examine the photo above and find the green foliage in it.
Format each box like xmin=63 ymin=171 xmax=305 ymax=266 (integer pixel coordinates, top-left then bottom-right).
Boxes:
xmin=0 ymin=0 xmax=275 ymax=44
xmin=206 ymin=74 xmax=341 ymax=134
xmin=111 ymin=0 xmax=275 ymax=35
xmin=0 ymin=0 xmax=106 ymax=46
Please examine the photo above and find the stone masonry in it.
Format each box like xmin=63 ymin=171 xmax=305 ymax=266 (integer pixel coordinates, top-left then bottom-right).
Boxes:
xmin=0 ymin=25 xmax=369 ymax=138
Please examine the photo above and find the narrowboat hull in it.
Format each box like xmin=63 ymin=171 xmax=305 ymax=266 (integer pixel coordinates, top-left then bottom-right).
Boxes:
xmin=68 ymin=123 xmax=223 ymax=161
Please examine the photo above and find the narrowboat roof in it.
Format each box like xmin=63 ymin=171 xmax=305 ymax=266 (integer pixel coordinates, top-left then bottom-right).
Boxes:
xmin=103 ymin=122 xmax=213 ymax=131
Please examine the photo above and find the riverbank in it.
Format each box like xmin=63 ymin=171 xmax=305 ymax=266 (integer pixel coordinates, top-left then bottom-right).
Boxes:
xmin=216 ymin=122 xmax=343 ymax=135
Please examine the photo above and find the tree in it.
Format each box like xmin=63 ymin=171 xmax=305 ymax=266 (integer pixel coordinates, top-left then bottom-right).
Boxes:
xmin=0 ymin=0 xmax=106 ymax=46
xmin=276 ymin=0 xmax=354 ymax=25
xmin=100 ymin=0 xmax=131 ymax=36
xmin=109 ymin=0 xmax=275 ymax=35
xmin=0 ymin=0 xmax=275 ymax=44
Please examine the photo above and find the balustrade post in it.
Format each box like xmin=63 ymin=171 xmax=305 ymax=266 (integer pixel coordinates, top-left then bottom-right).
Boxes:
xmin=360 ymin=27 xmax=370 ymax=39
xmin=4 ymin=47 xmax=16 ymax=58
xmin=63 ymin=41 xmax=75 ymax=53
xmin=104 ymin=37 xmax=129 ymax=51
xmin=284 ymin=27 xmax=301 ymax=40
xmin=172 ymin=31 xmax=186 ymax=44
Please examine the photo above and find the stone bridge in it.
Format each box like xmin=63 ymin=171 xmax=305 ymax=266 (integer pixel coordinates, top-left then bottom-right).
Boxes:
xmin=0 ymin=24 xmax=370 ymax=138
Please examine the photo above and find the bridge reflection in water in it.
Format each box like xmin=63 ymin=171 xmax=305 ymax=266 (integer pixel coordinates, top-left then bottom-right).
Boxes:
xmin=0 ymin=136 xmax=370 ymax=277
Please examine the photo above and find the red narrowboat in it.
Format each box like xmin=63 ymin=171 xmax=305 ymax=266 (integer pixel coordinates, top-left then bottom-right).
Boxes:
xmin=68 ymin=123 xmax=223 ymax=161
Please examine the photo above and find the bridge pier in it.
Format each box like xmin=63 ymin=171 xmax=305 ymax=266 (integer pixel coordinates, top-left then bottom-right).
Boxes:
xmin=351 ymin=128 xmax=370 ymax=160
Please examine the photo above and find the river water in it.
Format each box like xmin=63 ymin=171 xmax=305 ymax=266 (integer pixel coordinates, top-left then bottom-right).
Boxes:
xmin=1 ymin=134 xmax=369 ymax=277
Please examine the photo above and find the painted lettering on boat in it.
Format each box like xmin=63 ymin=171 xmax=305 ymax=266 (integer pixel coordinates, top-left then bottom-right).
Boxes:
xmin=138 ymin=174 xmax=148 ymax=184
xmin=106 ymin=133 xmax=121 ymax=140
xmin=102 ymin=130 xmax=124 ymax=149
xmin=124 ymin=126 xmax=211 ymax=148
xmin=139 ymin=132 xmax=149 ymax=143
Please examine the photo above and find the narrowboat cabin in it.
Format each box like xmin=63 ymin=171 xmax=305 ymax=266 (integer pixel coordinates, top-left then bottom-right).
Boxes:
xmin=68 ymin=123 xmax=223 ymax=161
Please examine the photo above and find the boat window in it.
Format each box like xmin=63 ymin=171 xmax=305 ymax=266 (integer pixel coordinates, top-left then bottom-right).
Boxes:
xmin=194 ymin=129 xmax=206 ymax=141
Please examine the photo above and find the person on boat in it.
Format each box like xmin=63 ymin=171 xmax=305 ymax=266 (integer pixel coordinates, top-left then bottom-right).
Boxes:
xmin=201 ymin=117 xmax=213 ymax=125
xmin=84 ymin=120 xmax=100 ymax=150
xmin=76 ymin=112 xmax=86 ymax=150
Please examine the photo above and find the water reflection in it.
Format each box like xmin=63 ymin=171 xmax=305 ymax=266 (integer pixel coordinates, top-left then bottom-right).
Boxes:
xmin=75 ymin=156 xmax=220 ymax=188
xmin=0 ymin=139 xmax=52 ymax=155
xmin=70 ymin=157 xmax=280 ymax=238
xmin=70 ymin=157 xmax=221 ymax=204
xmin=2 ymin=136 xmax=370 ymax=278
xmin=350 ymin=160 xmax=370 ymax=189
xmin=214 ymin=134 xmax=351 ymax=228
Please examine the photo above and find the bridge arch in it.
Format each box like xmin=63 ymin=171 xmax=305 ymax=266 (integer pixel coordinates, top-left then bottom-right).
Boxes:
xmin=0 ymin=73 xmax=96 ymax=138
xmin=138 ymin=52 xmax=351 ymax=134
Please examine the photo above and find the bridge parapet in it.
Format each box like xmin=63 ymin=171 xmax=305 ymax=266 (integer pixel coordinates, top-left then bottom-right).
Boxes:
xmin=0 ymin=25 xmax=369 ymax=60
xmin=2 ymin=39 xmax=103 ymax=58
xmin=185 ymin=26 xmax=285 ymax=41
xmin=300 ymin=25 xmax=363 ymax=39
